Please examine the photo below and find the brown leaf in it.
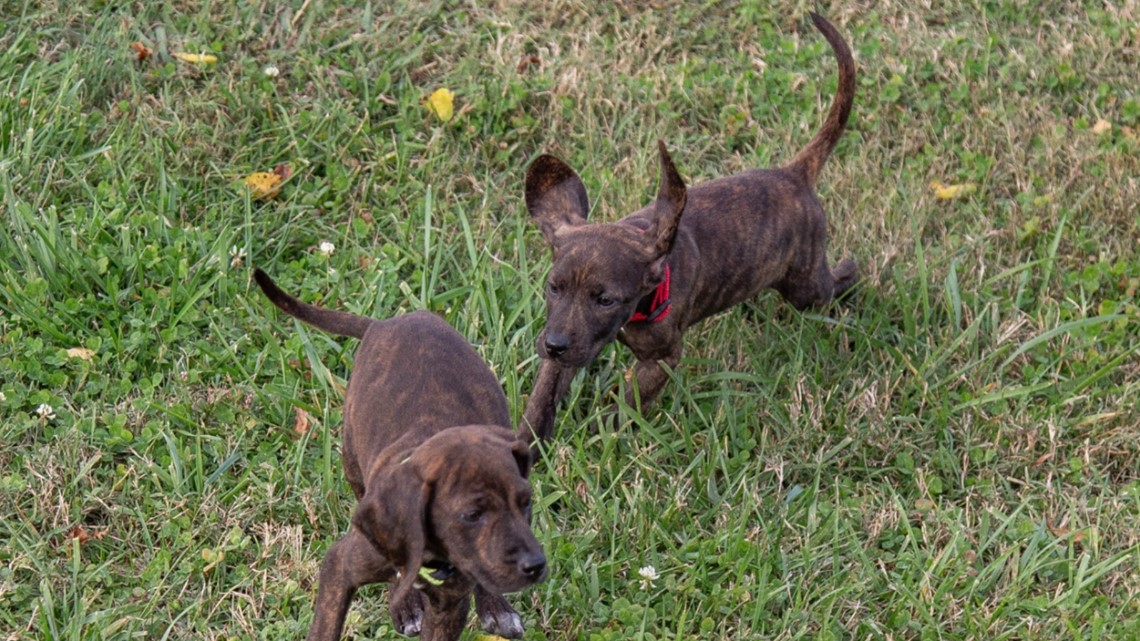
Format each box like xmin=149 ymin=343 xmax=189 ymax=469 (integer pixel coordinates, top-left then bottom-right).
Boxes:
xmin=130 ymin=41 xmax=151 ymax=62
xmin=293 ymin=407 xmax=311 ymax=435
xmin=67 ymin=526 xmax=90 ymax=545
xmin=1046 ymin=515 xmax=1068 ymax=538
xmin=517 ymin=55 xmax=542 ymax=73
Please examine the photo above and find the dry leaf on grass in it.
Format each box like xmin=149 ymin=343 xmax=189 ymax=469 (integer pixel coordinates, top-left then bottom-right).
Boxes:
xmin=66 ymin=347 xmax=95 ymax=361
xmin=244 ymin=171 xmax=283 ymax=200
xmin=130 ymin=42 xmax=151 ymax=62
xmin=930 ymin=180 xmax=977 ymax=201
xmin=293 ymin=407 xmax=312 ymax=435
xmin=517 ymin=55 xmax=541 ymax=73
xmin=425 ymin=87 xmax=455 ymax=122
xmin=173 ymin=52 xmax=218 ymax=65
xmin=65 ymin=525 xmax=106 ymax=546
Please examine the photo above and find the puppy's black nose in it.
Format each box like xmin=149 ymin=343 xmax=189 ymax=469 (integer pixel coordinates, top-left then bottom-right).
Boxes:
xmin=544 ymin=333 xmax=569 ymax=358
xmin=519 ymin=552 xmax=547 ymax=580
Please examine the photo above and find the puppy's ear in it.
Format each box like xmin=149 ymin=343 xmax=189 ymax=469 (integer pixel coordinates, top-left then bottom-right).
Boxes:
xmin=352 ymin=463 xmax=428 ymax=613
xmin=510 ymin=437 xmax=533 ymax=479
xmin=648 ymin=140 xmax=687 ymax=258
xmin=525 ymin=154 xmax=590 ymax=246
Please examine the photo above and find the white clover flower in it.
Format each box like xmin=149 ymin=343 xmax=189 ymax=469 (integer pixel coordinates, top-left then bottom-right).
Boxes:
xmin=263 ymin=65 xmax=280 ymax=78
xmin=318 ymin=241 xmax=335 ymax=256
xmin=35 ymin=403 xmax=56 ymax=420
xmin=0 ymin=391 xmax=6 ymax=402
xmin=229 ymin=245 xmax=246 ymax=268
xmin=637 ymin=565 xmax=659 ymax=588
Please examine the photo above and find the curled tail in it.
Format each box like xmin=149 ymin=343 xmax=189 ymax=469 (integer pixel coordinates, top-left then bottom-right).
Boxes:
xmin=253 ymin=268 xmax=372 ymax=339
xmin=785 ymin=12 xmax=855 ymax=187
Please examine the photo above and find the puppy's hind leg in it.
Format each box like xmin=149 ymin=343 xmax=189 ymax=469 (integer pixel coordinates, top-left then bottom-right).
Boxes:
xmin=830 ymin=257 xmax=858 ymax=301
xmin=779 ymin=252 xmax=856 ymax=310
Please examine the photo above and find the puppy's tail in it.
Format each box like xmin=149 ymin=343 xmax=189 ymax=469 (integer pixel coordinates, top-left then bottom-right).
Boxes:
xmin=784 ymin=12 xmax=855 ymax=187
xmin=253 ymin=268 xmax=372 ymax=339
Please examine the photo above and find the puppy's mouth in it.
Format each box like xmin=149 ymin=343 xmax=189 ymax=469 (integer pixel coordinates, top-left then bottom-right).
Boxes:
xmin=536 ymin=330 xmax=613 ymax=369
xmin=481 ymin=565 xmax=547 ymax=594
xmin=459 ymin=552 xmax=547 ymax=594
xmin=544 ymin=348 xmax=600 ymax=369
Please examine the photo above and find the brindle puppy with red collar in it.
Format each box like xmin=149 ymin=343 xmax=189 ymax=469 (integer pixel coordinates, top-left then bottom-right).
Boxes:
xmin=254 ymin=269 xmax=546 ymax=641
xmin=521 ymin=13 xmax=858 ymax=444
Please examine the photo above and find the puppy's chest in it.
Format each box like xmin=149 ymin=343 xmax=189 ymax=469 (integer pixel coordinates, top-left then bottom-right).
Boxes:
xmin=617 ymin=323 xmax=675 ymax=360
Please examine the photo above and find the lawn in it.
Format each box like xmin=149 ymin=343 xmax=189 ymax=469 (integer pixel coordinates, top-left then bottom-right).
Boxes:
xmin=1 ymin=1 xmax=1138 ymax=639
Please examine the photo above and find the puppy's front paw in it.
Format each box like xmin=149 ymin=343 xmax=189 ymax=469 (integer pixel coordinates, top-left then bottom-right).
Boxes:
xmin=390 ymin=589 xmax=425 ymax=637
xmin=475 ymin=589 xmax=524 ymax=638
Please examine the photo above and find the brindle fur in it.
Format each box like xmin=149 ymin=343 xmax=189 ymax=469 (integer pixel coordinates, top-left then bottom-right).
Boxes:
xmin=521 ymin=13 xmax=857 ymax=445
xmin=254 ymin=269 xmax=546 ymax=641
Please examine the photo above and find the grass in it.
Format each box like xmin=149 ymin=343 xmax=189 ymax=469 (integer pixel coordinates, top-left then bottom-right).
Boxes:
xmin=1 ymin=0 xmax=1138 ymax=639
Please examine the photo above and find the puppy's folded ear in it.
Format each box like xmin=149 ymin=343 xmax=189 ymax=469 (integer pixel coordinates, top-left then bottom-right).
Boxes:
xmin=649 ymin=140 xmax=687 ymax=258
xmin=525 ymin=154 xmax=590 ymax=246
xmin=352 ymin=462 xmax=428 ymax=613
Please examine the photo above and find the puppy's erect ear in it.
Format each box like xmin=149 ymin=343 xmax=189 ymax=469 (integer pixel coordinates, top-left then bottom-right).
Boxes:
xmin=525 ymin=154 xmax=590 ymax=246
xmin=352 ymin=462 xmax=428 ymax=614
xmin=510 ymin=437 xmax=533 ymax=480
xmin=648 ymin=141 xmax=687 ymax=259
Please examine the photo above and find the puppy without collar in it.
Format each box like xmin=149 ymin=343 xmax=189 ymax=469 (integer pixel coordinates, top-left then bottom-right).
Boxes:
xmin=254 ymin=269 xmax=546 ymax=641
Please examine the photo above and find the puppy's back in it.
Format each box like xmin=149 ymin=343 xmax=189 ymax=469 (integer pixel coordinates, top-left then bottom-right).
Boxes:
xmin=346 ymin=311 xmax=511 ymax=446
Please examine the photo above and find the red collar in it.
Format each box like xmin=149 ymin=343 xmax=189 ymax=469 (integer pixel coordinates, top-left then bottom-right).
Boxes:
xmin=627 ymin=264 xmax=671 ymax=324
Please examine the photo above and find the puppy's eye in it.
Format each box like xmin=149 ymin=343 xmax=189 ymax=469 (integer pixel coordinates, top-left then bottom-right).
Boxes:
xmin=460 ymin=509 xmax=484 ymax=524
xmin=596 ymin=294 xmax=616 ymax=308
xmin=547 ymin=282 xmax=561 ymax=297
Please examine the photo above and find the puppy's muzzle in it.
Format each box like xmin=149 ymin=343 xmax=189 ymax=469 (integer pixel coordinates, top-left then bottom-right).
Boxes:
xmin=542 ymin=331 xmax=571 ymax=359
xmin=518 ymin=551 xmax=547 ymax=583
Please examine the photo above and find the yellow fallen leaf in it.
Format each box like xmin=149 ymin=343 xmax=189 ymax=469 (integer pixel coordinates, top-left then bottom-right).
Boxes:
xmin=1091 ymin=118 xmax=1112 ymax=135
xmin=244 ymin=171 xmax=283 ymax=200
xmin=473 ymin=636 xmax=510 ymax=641
xmin=930 ymin=180 xmax=976 ymax=201
xmin=200 ymin=548 xmax=225 ymax=573
xmin=426 ymin=87 xmax=455 ymax=122
xmin=66 ymin=347 xmax=95 ymax=361
xmin=914 ymin=498 xmax=936 ymax=512
xmin=173 ymin=52 xmax=218 ymax=65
